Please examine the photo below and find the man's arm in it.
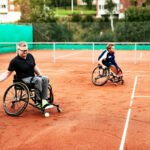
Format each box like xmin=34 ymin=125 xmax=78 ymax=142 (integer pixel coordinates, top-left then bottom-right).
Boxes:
xmin=34 ymin=65 xmax=42 ymax=76
xmin=0 ymin=70 xmax=13 ymax=82
xmin=98 ymin=50 xmax=107 ymax=68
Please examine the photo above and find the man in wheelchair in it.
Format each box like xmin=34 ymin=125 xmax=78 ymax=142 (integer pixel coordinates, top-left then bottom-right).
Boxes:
xmin=0 ymin=41 xmax=53 ymax=110
xmin=98 ymin=43 xmax=123 ymax=78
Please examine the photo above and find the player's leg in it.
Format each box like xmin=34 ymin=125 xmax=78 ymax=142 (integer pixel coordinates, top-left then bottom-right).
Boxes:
xmin=109 ymin=65 xmax=123 ymax=77
xmin=40 ymin=76 xmax=49 ymax=100
xmin=109 ymin=65 xmax=118 ymax=76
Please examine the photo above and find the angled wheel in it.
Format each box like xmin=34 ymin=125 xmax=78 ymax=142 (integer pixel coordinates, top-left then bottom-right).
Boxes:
xmin=47 ymin=84 xmax=54 ymax=103
xmin=92 ymin=65 xmax=108 ymax=86
xmin=3 ymin=82 xmax=29 ymax=116
xmin=110 ymin=67 xmax=124 ymax=84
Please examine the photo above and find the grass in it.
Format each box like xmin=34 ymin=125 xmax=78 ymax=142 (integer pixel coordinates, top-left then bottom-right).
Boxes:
xmin=55 ymin=6 xmax=96 ymax=17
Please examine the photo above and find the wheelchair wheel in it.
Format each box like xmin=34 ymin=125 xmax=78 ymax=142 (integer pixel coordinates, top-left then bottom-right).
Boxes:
xmin=110 ymin=67 xmax=124 ymax=83
xmin=47 ymin=84 xmax=54 ymax=103
xmin=3 ymin=82 xmax=29 ymax=116
xmin=92 ymin=65 xmax=108 ymax=86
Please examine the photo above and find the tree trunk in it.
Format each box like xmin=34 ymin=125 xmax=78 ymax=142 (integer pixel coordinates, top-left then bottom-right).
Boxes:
xmin=110 ymin=15 xmax=114 ymax=32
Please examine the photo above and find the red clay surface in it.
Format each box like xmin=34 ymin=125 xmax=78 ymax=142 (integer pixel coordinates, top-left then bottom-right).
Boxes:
xmin=0 ymin=50 xmax=150 ymax=150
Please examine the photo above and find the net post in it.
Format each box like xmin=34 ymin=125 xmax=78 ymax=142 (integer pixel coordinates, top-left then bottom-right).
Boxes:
xmin=53 ymin=42 xmax=56 ymax=63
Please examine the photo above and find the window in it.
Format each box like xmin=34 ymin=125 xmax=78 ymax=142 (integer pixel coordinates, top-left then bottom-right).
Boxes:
xmin=1 ymin=5 xmax=6 ymax=8
xmin=0 ymin=1 xmax=8 ymax=13
xmin=99 ymin=5 xmax=101 ymax=9
xmin=10 ymin=4 xmax=15 ymax=10
xmin=120 ymin=3 xmax=123 ymax=9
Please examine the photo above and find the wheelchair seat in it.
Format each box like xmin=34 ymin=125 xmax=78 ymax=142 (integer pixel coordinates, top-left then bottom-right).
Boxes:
xmin=13 ymin=75 xmax=35 ymax=90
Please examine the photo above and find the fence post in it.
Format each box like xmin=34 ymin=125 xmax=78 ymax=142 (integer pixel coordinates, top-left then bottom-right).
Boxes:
xmin=92 ymin=42 xmax=95 ymax=63
xmin=134 ymin=43 xmax=137 ymax=64
xmin=53 ymin=42 xmax=56 ymax=63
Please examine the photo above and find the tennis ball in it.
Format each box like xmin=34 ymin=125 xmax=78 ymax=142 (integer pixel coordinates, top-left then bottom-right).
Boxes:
xmin=44 ymin=112 xmax=50 ymax=117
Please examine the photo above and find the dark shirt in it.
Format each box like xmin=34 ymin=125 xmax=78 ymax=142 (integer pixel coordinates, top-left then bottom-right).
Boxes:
xmin=98 ymin=49 xmax=118 ymax=68
xmin=8 ymin=53 xmax=36 ymax=79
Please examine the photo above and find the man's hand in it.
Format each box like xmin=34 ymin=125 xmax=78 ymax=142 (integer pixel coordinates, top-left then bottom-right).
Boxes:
xmin=98 ymin=61 xmax=101 ymax=65
xmin=0 ymin=71 xmax=12 ymax=82
xmin=102 ymin=66 xmax=107 ymax=69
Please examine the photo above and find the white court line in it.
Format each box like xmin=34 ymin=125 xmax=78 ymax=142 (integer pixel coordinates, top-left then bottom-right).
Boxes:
xmin=140 ymin=52 xmax=143 ymax=60
xmin=124 ymin=71 xmax=150 ymax=73
xmin=119 ymin=75 xmax=138 ymax=150
xmin=134 ymin=96 xmax=150 ymax=98
xmin=55 ymin=51 xmax=84 ymax=59
xmin=136 ymin=75 xmax=150 ymax=76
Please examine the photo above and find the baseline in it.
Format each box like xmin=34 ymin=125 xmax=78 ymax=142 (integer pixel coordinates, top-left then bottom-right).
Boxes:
xmin=119 ymin=75 xmax=138 ymax=150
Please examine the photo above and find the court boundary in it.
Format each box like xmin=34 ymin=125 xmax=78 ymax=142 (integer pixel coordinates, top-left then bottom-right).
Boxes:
xmin=119 ymin=75 xmax=150 ymax=150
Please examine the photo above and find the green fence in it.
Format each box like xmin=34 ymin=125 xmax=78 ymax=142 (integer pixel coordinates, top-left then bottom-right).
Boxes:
xmin=0 ymin=42 xmax=150 ymax=54
xmin=30 ymin=43 xmax=150 ymax=51
xmin=0 ymin=24 xmax=33 ymax=53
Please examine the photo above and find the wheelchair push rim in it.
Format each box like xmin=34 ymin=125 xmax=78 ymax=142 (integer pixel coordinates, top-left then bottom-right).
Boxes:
xmin=3 ymin=82 xmax=29 ymax=116
xmin=47 ymin=84 xmax=54 ymax=104
xmin=92 ymin=65 xmax=108 ymax=86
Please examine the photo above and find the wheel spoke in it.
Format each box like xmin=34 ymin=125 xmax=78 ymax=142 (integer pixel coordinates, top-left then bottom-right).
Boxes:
xmin=92 ymin=66 xmax=108 ymax=86
xmin=3 ymin=83 xmax=29 ymax=116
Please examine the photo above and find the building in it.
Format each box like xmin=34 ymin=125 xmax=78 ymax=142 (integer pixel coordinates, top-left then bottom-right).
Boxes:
xmin=96 ymin=0 xmax=147 ymax=19
xmin=0 ymin=0 xmax=21 ymax=23
xmin=77 ymin=0 xmax=96 ymax=5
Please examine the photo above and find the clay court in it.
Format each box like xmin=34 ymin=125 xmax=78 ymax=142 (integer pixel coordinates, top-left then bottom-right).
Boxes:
xmin=0 ymin=50 xmax=150 ymax=150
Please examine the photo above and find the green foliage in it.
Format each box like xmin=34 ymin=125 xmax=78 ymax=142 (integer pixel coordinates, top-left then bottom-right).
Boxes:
xmin=14 ymin=0 xmax=32 ymax=22
xmin=130 ymin=0 xmax=138 ymax=6
xmin=33 ymin=23 xmax=73 ymax=42
xmin=146 ymin=0 xmax=150 ymax=5
xmin=32 ymin=21 xmax=150 ymax=42
xmin=83 ymin=0 xmax=93 ymax=9
xmin=51 ymin=0 xmax=77 ymax=7
xmin=105 ymin=0 xmax=117 ymax=14
xmin=126 ymin=7 xmax=150 ymax=21
xmin=115 ymin=21 xmax=150 ymax=42
xmin=15 ymin=0 xmax=56 ymax=22
xmin=30 ymin=0 xmax=57 ymax=22
xmin=82 ymin=15 xmax=94 ymax=22
xmin=71 ymin=14 xmax=82 ymax=22
xmin=99 ymin=30 xmax=115 ymax=42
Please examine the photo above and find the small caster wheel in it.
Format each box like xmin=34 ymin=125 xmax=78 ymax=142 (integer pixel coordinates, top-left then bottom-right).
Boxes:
xmin=121 ymin=80 xmax=124 ymax=85
xmin=57 ymin=108 xmax=62 ymax=113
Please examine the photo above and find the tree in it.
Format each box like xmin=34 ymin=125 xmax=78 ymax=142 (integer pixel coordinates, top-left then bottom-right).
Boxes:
xmin=125 ymin=7 xmax=150 ymax=21
xmin=105 ymin=0 xmax=117 ymax=32
xmin=146 ymin=0 xmax=150 ymax=5
xmin=83 ymin=0 xmax=93 ymax=9
xmin=130 ymin=0 xmax=138 ymax=6
xmin=14 ymin=0 xmax=56 ymax=22
xmin=14 ymin=0 xmax=32 ymax=22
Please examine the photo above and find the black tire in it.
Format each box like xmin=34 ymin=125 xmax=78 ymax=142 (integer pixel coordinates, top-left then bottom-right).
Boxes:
xmin=109 ymin=66 xmax=124 ymax=83
xmin=47 ymin=84 xmax=54 ymax=103
xmin=92 ymin=66 xmax=108 ymax=86
xmin=3 ymin=82 xmax=29 ymax=116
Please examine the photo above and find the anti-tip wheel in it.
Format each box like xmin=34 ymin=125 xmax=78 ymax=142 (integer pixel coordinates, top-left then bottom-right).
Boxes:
xmin=57 ymin=108 xmax=62 ymax=113
xmin=121 ymin=80 xmax=124 ymax=85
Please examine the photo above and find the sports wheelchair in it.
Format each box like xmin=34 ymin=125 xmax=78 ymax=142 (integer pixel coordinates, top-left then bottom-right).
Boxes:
xmin=3 ymin=75 xmax=61 ymax=117
xmin=92 ymin=64 xmax=124 ymax=86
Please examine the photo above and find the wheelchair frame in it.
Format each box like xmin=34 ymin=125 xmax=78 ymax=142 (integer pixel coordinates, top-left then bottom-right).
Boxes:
xmin=3 ymin=78 xmax=61 ymax=117
xmin=92 ymin=65 xmax=124 ymax=86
